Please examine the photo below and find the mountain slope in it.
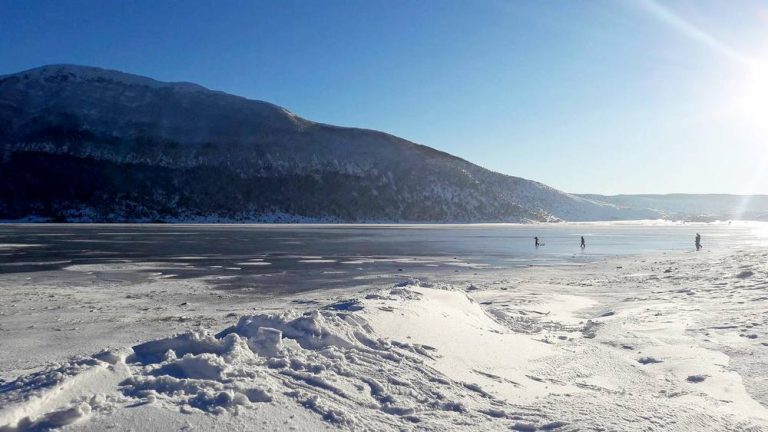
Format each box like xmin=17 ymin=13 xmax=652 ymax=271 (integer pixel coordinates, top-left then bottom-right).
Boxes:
xmin=0 ymin=64 xmax=656 ymax=223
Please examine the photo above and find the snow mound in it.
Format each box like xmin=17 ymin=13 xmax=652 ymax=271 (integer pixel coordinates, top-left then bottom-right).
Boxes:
xmin=1 ymin=299 xmax=547 ymax=430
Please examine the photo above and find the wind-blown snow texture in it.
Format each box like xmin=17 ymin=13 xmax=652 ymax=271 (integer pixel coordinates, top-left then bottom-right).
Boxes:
xmin=0 ymin=287 xmax=553 ymax=431
xmin=0 ymin=64 xmax=658 ymax=223
xmin=3 ymin=250 xmax=768 ymax=431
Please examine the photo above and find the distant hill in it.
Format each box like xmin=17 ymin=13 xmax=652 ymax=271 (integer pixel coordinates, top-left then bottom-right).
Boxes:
xmin=578 ymin=194 xmax=768 ymax=222
xmin=0 ymin=64 xmax=664 ymax=222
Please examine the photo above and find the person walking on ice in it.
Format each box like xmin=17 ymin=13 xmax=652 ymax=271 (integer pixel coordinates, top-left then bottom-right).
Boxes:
xmin=695 ymin=233 xmax=702 ymax=251
xmin=580 ymin=236 xmax=586 ymax=249
xmin=534 ymin=236 xmax=540 ymax=248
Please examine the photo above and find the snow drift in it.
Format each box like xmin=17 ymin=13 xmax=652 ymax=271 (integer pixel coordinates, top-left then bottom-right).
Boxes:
xmin=0 ymin=285 xmax=552 ymax=431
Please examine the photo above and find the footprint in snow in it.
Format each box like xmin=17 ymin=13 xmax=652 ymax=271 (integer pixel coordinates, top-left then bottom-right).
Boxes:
xmin=686 ymin=374 xmax=707 ymax=383
xmin=511 ymin=423 xmax=537 ymax=432
xmin=511 ymin=421 xmax=568 ymax=431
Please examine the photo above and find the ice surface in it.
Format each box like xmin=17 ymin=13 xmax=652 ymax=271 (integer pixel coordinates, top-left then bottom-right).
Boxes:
xmin=3 ymin=243 xmax=768 ymax=430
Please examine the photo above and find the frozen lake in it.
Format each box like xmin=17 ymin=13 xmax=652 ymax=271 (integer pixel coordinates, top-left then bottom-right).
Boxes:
xmin=2 ymin=222 xmax=766 ymax=268
xmin=1 ymin=222 xmax=766 ymax=294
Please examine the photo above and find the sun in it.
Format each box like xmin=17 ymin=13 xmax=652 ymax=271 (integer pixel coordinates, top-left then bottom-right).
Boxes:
xmin=725 ymin=60 xmax=768 ymax=135
xmin=725 ymin=59 xmax=768 ymax=204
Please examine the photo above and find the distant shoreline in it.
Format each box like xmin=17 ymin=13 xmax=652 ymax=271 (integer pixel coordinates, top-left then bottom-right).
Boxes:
xmin=0 ymin=219 xmax=760 ymax=226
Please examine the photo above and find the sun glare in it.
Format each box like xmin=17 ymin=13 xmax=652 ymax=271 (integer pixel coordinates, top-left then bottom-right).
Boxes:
xmin=726 ymin=60 xmax=768 ymax=135
xmin=638 ymin=1 xmax=768 ymax=139
xmin=730 ymin=60 xmax=768 ymax=214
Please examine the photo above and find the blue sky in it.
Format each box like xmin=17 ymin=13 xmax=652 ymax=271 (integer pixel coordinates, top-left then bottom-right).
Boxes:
xmin=2 ymin=0 xmax=767 ymax=195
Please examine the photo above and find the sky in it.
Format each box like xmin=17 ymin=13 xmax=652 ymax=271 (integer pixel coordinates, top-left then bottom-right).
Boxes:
xmin=1 ymin=0 xmax=768 ymax=195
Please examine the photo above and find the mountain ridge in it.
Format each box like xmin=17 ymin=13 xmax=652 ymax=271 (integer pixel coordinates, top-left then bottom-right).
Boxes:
xmin=0 ymin=64 xmax=659 ymax=223
xmin=578 ymin=193 xmax=768 ymax=222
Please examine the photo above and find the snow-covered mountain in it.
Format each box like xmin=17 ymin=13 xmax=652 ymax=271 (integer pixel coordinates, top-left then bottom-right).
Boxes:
xmin=579 ymin=194 xmax=768 ymax=222
xmin=0 ymin=64 xmax=658 ymax=223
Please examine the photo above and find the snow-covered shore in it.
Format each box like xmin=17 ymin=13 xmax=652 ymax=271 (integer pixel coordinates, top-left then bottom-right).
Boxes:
xmin=2 ymin=248 xmax=768 ymax=431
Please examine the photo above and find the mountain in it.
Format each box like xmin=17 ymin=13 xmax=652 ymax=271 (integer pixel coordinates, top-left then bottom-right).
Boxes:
xmin=0 ymin=64 xmax=657 ymax=223
xmin=579 ymin=194 xmax=768 ymax=222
